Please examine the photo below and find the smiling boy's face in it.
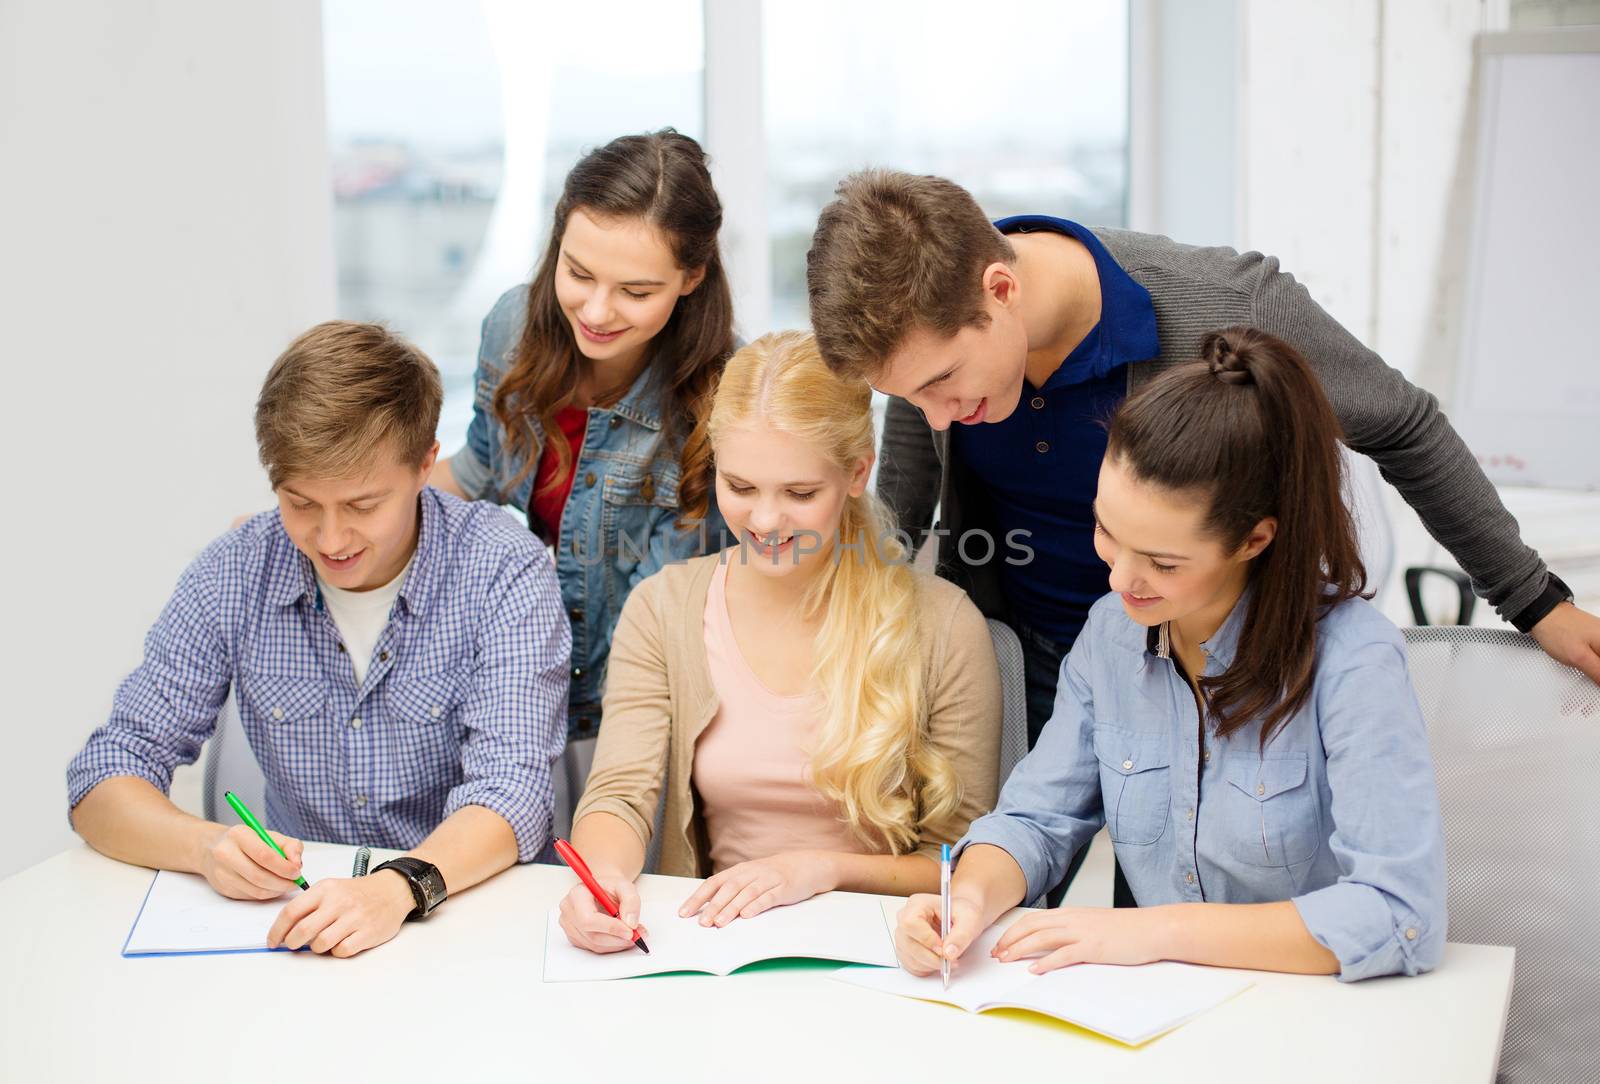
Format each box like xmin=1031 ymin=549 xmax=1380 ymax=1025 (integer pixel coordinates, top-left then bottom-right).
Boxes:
xmin=869 ymin=264 xmax=1030 ymax=431
xmin=276 ymin=441 xmax=438 ymax=591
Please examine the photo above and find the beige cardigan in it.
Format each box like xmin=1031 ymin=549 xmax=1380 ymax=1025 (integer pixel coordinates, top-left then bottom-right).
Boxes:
xmin=572 ymin=551 xmax=1003 ymax=878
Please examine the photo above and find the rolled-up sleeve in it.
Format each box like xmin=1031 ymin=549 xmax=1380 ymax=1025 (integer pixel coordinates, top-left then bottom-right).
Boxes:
xmin=67 ymin=549 xmax=232 ymax=814
xmin=454 ymin=285 xmax=528 ymax=504
xmin=450 ymin=440 xmax=495 ymax=503
xmin=445 ymin=545 xmax=571 ymax=862
xmin=1291 ymin=639 xmax=1447 ymax=981
xmin=955 ymin=629 xmax=1104 ymax=903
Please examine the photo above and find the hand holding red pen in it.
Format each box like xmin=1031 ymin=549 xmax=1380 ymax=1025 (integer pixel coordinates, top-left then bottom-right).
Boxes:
xmin=554 ymin=838 xmax=652 ymax=956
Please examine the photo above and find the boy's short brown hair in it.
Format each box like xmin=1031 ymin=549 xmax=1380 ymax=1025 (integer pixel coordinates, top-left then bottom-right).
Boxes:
xmin=255 ymin=321 xmax=442 ymax=488
xmin=806 ymin=170 xmax=1014 ymax=380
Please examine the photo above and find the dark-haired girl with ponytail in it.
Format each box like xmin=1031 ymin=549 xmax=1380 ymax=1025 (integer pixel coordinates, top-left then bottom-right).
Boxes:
xmin=431 ymin=130 xmax=734 ymax=825
xmin=895 ymin=326 xmax=1447 ymax=982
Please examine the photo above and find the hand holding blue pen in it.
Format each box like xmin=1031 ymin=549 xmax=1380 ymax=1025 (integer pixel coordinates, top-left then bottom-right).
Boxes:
xmin=940 ymin=844 xmax=952 ymax=990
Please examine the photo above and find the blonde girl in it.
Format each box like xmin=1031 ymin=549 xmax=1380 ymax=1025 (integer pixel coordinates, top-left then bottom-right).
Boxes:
xmin=558 ymin=331 xmax=1002 ymax=951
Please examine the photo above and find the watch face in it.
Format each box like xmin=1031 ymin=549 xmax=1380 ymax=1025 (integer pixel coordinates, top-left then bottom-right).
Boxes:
xmin=419 ymin=868 xmax=447 ymax=907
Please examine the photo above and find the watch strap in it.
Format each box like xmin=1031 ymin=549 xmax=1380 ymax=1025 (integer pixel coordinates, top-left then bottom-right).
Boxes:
xmin=370 ymin=857 xmax=447 ymax=919
xmin=1511 ymin=573 xmax=1573 ymax=634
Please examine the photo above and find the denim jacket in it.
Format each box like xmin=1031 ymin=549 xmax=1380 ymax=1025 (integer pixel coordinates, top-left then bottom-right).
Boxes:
xmin=961 ymin=590 xmax=1448 ymax=982
xmin=452 ymin=285 xmax=724 ymax=738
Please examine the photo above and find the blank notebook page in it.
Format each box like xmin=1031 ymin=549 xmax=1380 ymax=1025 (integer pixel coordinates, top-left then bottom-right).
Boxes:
xmin=543 ymin=889 xmax=897 ymax=981
xmin=123 ymin=847 xmax=360 ymax=956
xmin=836 ymin=922 xmax=1253 ymax=1045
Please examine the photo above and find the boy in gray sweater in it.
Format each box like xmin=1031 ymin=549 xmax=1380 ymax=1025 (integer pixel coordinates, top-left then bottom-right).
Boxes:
xmin=806 ymin=170 xmax=1597 ymax=752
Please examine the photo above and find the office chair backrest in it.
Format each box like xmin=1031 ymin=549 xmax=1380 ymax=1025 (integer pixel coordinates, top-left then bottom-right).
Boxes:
xmin=202 ymin=687 xmax=266 ymax=825
xmin=989 ymin=619 xmax=1029 ymax=788
xmin=1403 ymin=625 xmax=1600 ymax=1084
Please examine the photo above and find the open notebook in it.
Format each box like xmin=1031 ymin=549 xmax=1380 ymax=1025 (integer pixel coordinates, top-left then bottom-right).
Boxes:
xmin=542 ymin=889 xmax=897 ymax=981
xmin=122 ymin=845 xmax=365 ymax=957
xmin=835 ymin=921 xmax=1253 ymax=1046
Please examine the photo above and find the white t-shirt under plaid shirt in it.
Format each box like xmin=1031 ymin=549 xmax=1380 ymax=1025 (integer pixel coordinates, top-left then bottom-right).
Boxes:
xmin=318 ymin=555 xmax=412 ymax=687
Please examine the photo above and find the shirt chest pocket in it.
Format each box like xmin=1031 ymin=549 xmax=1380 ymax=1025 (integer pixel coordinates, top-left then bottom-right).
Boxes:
xmin=382 ymin=670 xmax=470 ymax=781
xmin=1093 ymin=725 xmax=1173 ymax=846
xmin=1223 ymin=752 xmax=1322 ymax=868
xmin=385 ymin=670 xmax=468 ymax=728
xmin=601 ymin=464 xmax=683 ymax=574
xmin=240 ymin=672 xmax=327 ymax=730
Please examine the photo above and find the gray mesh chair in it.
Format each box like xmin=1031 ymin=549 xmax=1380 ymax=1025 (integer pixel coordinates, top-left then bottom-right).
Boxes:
xmin=1403 ymin=626 xmax=1600 ymax=1084
xmin=201 ymin=688 xmax=266 ymax=823
xmin=640 ymin=773 xmax=667 ymax=875
xmin=552 ymin=735 xmax=667 ymax=874
xmin=988 ymin=619 xmax=1030 ymax=787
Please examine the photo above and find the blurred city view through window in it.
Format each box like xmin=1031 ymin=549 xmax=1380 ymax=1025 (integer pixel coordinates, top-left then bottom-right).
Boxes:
xmin=762 ymin=0 xmax=1129 ymax=330
xmin=325 ymin=0 xmax=1128 ymax=453
xmin=324 ymin=0 xmax=704 ymax=451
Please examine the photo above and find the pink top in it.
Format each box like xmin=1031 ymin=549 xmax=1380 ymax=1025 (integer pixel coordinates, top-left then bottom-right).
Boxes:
xmin=692 ymin=559 xmax=875 ymax=872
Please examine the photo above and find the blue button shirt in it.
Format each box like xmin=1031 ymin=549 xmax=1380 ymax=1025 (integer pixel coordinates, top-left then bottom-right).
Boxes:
xmin=953 ymin=215 xmax=1159 ymax=646
xmin=67 ymin=489 xmax=571 ymax=862
xmin=960 ymin=591 xmax=1448 ymax=981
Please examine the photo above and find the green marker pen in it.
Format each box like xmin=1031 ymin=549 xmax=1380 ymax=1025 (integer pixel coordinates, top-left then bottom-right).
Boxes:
xmin=223 ymin=790 xmax=309 ymax=891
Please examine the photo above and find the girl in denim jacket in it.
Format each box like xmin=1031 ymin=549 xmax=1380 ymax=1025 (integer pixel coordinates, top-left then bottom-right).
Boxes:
xmin=432 ymin=131 xmax=733 ymax=804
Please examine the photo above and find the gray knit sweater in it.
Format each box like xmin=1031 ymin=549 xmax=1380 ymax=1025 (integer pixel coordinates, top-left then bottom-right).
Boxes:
xmin=876 ymin=227 xmax=1550 ymax=628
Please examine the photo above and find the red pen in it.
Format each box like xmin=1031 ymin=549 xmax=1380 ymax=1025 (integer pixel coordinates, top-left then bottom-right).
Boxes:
xmin=553 ymin=838 xmax=650 ymax=954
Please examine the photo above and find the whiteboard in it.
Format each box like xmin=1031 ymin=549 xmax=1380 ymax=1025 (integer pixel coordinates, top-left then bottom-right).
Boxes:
xmin=1455 ymin=30 xmax=1600 ymax=491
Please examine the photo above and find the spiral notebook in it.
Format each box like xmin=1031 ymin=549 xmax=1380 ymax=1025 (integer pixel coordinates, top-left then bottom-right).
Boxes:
xmin=121 ymin=844 xmax=370 ymax=957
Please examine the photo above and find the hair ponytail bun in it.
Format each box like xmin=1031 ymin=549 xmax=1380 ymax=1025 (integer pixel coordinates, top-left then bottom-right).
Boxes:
xmin=1106 ymin=322 xmax=1368 ymax=750
xmin=1202 ymin=328 xmax=1256 ymax=386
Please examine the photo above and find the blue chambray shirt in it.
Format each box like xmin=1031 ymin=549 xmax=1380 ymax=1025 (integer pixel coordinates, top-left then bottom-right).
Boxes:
xmin=451 ymin=285 xmax=726 ymax=739
xmin=961 ymin=590 xmax=1448 ymax=981
xmin=67 ymin=489 xmax=571 ymax=862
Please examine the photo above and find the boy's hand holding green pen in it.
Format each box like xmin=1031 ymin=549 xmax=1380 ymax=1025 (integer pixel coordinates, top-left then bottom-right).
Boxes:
xmin=225 ymin=791 xmax=309 ymax=890
xmin=193 ymin=790 xmax=308 ymax=900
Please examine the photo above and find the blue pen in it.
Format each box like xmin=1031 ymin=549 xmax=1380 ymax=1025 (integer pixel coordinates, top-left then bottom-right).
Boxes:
xmin=940 ymin=843 xmax=952 ymax=990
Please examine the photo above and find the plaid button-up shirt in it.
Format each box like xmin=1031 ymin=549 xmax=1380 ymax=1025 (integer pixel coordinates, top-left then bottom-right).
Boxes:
xmin=67 ymin=489 xmax=570 ymax=861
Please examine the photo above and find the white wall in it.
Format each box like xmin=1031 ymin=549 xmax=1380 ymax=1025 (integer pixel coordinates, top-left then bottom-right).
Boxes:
xmin=0 ymin=1 xmax=335 ymax=878
xmin=1139 ymin=0 xmax=1509 ymax=622
xmin=1129 ymin=0 xmax=1240 ymax=245
xmin=703 ymin=0 xmax=771 ymax=340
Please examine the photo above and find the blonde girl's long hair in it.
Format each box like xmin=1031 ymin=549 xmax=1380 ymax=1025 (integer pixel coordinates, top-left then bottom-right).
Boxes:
xmin=707 ymin=331 xmax=961 ymax=854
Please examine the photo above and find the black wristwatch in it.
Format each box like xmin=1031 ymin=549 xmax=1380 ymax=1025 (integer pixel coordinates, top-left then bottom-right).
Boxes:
xmin=371 ymin=857 xmax=448 ymax=919
xmin=1510 ymin=573 xmax=1573 ymax=634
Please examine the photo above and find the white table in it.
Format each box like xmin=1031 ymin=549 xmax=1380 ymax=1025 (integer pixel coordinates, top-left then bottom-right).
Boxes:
xmin=0 ymin=844 xmax=1514 ymax=1084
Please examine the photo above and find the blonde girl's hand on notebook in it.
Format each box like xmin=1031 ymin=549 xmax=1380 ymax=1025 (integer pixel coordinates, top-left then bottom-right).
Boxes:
xmin=894 ymin=892 xmax=985 ymax=976
xmin=992 ymin=906 xmax=1164 ymax=973
xmin=197 ymin=823 xmax=305 ymax=900
xmin=678 ymin=851 xmax=837 ymax=928
xmin=558 ymin=869 xmax=646 ymax=954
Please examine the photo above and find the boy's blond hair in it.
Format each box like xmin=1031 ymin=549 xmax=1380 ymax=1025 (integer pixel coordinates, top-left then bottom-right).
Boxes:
xmin=806 ymin=169 xmax=1014 ymax=380
xmin=254 ymin=321 xmax=442 ymax=488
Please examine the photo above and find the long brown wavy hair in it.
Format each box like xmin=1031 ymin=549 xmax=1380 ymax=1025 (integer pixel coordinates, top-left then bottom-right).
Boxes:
xmin=1106 ymin=326 xmax=1370 ymax=747
xmin=491 ymin=129 xmax=734 ymax=521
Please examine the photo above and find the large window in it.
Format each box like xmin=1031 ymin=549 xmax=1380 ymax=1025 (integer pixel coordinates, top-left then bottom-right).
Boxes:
xmin=324 ymin=2 xmax=1129 ymax=446
xmin=323 ymin=0 xmax=704 ymax=452
xmin=762 ymin=0 xmax=1129 ymax=329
